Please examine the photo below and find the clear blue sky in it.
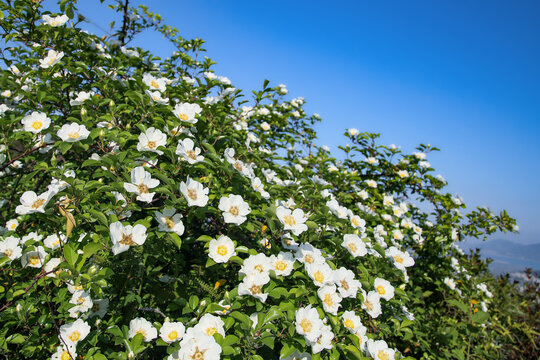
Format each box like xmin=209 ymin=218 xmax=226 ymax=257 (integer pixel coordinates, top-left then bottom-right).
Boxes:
xmin=45 ymin=0 xmax=540 ymax=244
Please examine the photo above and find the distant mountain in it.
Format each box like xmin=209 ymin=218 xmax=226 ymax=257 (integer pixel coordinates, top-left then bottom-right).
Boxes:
xmin=460 ymin=239 xmax=540 ymax=275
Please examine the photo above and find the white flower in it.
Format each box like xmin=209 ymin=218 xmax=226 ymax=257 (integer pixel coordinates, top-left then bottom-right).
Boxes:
xmin=21 ymin=246 xmax=46 ymax=268
xmin=350 ymin=215 xmax=366 ymax=230
xmin=51 ymin=344 xmax=76 ymax=360
xmin=347 ymin=128 xmax=359 ymax=136
xmin=176 ymin=138 xmax=204 ymax=164
xmin=42 ymin=14 xmax=69 ymax=27
xmin=342 ymin=234 xmax=367 ymax=257
xmin=43 ymin=233 xmax=66 ymax=250
xmin=260 ymin=121 xmax=271 ymax=131
xmin=173 ymin=102 xmax=202 ymax=124
xmin=180 ymin=177 xmax=209 ymax=207
xmin=413 ymin=152 xmax=426 ymax=160
xmin=269 ymin=252 xmax=295 ymax=276
xmin=123 ymin=166 xmax=159 ymax=203
xmin=419 ymin=160 xmax=431 ymax=169
xmin=444 ymin=277 xmax=456 ymax=290
xmin=317 ymin=285 xmax=342 ymax=315
xmin=333 ymin=267 xmax=361 ymax=298
xmin=57 ymin=123 xmax=90 ymax=142
xmin=398 ymin=170 xmax=409 ymax=178
xmin=194 ymin=313 xmax=225 ymax=337
xmin=218 ymin=194 xmax=251 ymax=225
xmin=240 ymin=253 xmax=271 ymax=277
xmin=342 ymin=311 xmax=363 ymax=333
xmin=238 ymin=272 xmax=270 ymax=303
xmin=145 ymin=90 xmax=169 ymax=104
xmin=70 ymin=91 xmax=93 ymax=106
xmin=69 ymin=290 xmax=93 ymax=314
xmin=367 ymin=339 xmax=396 ymax=360
xmin=306 ymin=323 xmax=334 ymax=354
xmin=155 ymin=208 xmax=184 ymax=235
xmin=208 ymin=235 xmax=236 ymax=263
xmin=365 ymin=157 xmax=379 ymax=165
xmin=251 ymin=177 xmax=270 ymax=199
xmin=281 ymin=351 xmax=311 ymax=360
xmin=295 ymin=243 xmax=325 ymax=265
xmin=142 ymin=73 xmax=167 ymax=92
xmin=362 ymin=290 xmax=382 ymax=318
xmin=15 ymin=190 xmax=54 ymax=215
xmin=137 ymin=127 xmax=167 ymax=154
xmin=5 ymin=219 xmax=18 ymax=231
xmin=276 ymin=206 xmax=308 ymax=235
xmin=176 ymin=334 xmax=221 ymax=360
xmin=0 ymin=236 xmax=22 ymax=262
xmin=385 ymin=246 xmax=414 ymax=271
xmin=87 ymin=298 xmax=109 ymax=318
xmin=374 ymin=278 xmax=394 ymax=301
xmin=22 ymin=111 xmax=51 ymax=134
xmin=306 ymin=262 xmax=334 ymax=287
xmin=39 ymin=49 xmax=64 ymax=68
xmin=128 ymin=317 xmax=157 ymax=342
xmin=109 ymin=221 xmax=147 ymax=255
xmin=365 ymin=179 xmax=378 ymax=188
xmin=160 ymin=321 xmax=185 ymax=343
xmin=59 ymin=319 xmax=91 ymax=345
xmin=44 ymin=257 xmax=62 ymax=277
xmin=295 ymin=305 xmax=324 ymax=342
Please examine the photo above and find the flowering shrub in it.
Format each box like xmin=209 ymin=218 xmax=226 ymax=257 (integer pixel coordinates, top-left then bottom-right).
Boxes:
xmin=0 ymin=1 xmax=524 ymax=359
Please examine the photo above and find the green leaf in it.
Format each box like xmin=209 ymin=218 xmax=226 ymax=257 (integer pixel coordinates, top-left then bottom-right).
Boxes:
xmin=472 ymin=310 xmax=489 ymax=324
xmin=448 ymin=299 xmax=469 ymax=313
xmin=63 ymin=243 xmax=78 ymax=266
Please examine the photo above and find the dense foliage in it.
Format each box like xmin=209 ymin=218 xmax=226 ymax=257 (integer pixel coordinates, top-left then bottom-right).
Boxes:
xmin=0 ymin=1 xmax=536 ymax=359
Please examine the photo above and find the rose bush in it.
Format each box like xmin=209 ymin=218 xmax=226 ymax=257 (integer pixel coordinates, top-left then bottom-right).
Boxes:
xmin=0 ymin=1 xmax=531 ymax=359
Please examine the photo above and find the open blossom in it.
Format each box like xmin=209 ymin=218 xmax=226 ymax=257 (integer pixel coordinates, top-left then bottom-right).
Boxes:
xmin=39 ymin=49 xmax=64 ymax=68
xmin=176 ymin=138 xmax=204 ymax=164
xmin=208 ymin=235 xmax=236 ymax=263
xmin=295 ymin=243 xmax=325 ymax=265
xmin=0 ymin=236 xmax=22 ymax=262
xmin=218 ymin=194 xmax=251 ymax=225
xmin=367 ymin=339 xmax=396 ymax=360
xmin=70 ymin=91 xmax=93 ymax=106
xmin=276 ymin=206 xmax=308 ymax=235
xmin=269 ymin=252 xmax=295 ymax=276
xmin=59 ymin=319 xmax=91 ymax=346
xmin=385 ymin=246 xmax=415 ymax=270
xmin=173 ymin=102 xmax=202 ymax=124
xmin=307 ymin=323 xmax=334 ymax=354
xmin=238 ymin=272 xmax=270 ymax=302
xmin=251 ymin=177 xmax=270 ymax=199
xmin=176 ymin=332 xmax=221 ymax=360
xmin=194 ymin=313 xmax=225 ymax=337
xmin=317 ymin=284 xmax=342 ymax=315
xmin=22 ymin=111 xmax=51 ymax=134
xmin=123 ymin=166 xmax=159 ymax=203
xmin=137 ymin=127 xmax=167 ymax=154
xmin=347 ymin=128 xmax=359 ymax=136
xmin=342 ymin=311 xmax=363 ymax=334
xmin=5 ymin=219 xmax=18 ymax=231
xmin=362 ymin=290 xmax=382 ymax=318
xmin=306 ymin=262 xmax=334 ymax=287
xmin=342 ymin=234 xmax=367 ymax=257
xmin=374 ymin=277 xmax=395 ymax=301
xmin=109 ymin=221 xmax=147 ymax=255
xmin=57 ymin=123 xmax=90 ymax=142
xmin=15 ymin=190 xmax=54 ymax=215
xmin=160 ymin=321 xmax=185 ymax=343
xmin=21 ymin=246 xmax=47 ymax=268
xmin=155 ymin=208 xmax=184 ymax=235
xmin=42 ymin=14 xmax=69 ymax=26
xmin=295 ymin=305 xmax=324 ymax=343
xmin=333 ymin=267 xmax=361 ymax=298
xmin=44 ymin=233 xmax=66 ymax=250
xmin=51 ymin=344 xmax=76 ymax=360
xmin=240 ymin=253 xmax=271 ymax=277
xmin=142 ymin=73 xmax=167 ymax=92
xmin=180 ymin=177 xmax=209 ymax=207
xmin=129 ymin=317 xmax=157 ymax=342
xmin=146 ymin=90 xmax=169 ymax=104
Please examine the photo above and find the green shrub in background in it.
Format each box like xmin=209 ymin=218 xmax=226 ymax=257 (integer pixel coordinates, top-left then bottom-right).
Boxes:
xmin=0 ymin=1 xmax=536 ymax=359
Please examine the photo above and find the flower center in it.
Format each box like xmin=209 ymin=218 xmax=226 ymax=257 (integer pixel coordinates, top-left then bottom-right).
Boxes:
xmin=377 ymin=285 xmax=386 ymax=295
xmin=304 ymin=254 xmax=314 ymax=264
xmin=68 ymin=132 xmax=80 ymax=139
xmin=179 ymin=113 xmax=189 ymax=121
xmin=275 ymin=260 xmax=287 ymax=271
xmin=323 ymin=293 xmax=334 ymax=307
xmin=217 ymin=245 xmax=228 ymax=256
xmin=192 ymin=347 xmax=206 ymax=360
xmin=137 ymin=183 xmax=149 ymax=194
xmin=314 ymin=271 xmax=324 ymax=283
xmin=206 ymin=327 xmax=216 ymax=336
xmin=164 ymin=217 xmax=175 ymax=229
xmin=249 ymin=284 xmax=262 ymax=295
xmin=348 ymin=243 xmax=358 ymax=253
xmin=283 ymin=215 xmax=296 ymax=226
xmin=229 ymin=206 xmax=239 ymax=216
xmin=378 ymin=350 xmax=390 ymax=360
xmin=187 ymin=188 xmax=197 ymax=200
xmin=77 ymin=296 xmax=85 ymax=304
xmin=61 ymin=351 xmax=72 ymax=360
xmin=393 ymin=255 xmax=404 ymax=264
xmin=254 ymin=264 xmax=264 ymax=273
xmin=4 ymin=249 xmax=13 ymax=257
xmin=300 ymin=319 xmax=312 ymax=333
xmin=233 ymin=162 xmax=242 ymax=171
xmin=352 ymin=217 xmax=360 ymax=227
xmin=32 ymin=121 xmax=43 ymax=130
xmin=340 ymin=280 xmax=350 ymax=291
xmin=68 ymin=331 xmax=80 ymax=342
xmin=364 ymin=300 xmax=374 ymax=311
xmin=168 ymin=330 xmax=178 ymax=340
xmin=29 ymin=256 xmax=40 ymax=266
xmin=150 ymin=80 xmax=159 ymax=89
xmin=119 ymin=233 xmax=134 ymax=245
xmin=147 ymin=141 xmax=156 ymax=149
xmin=344 ymin=319 xmax=354 ymax=329
xmin=187 ymin=150 xmax=197 ymax=160
xmin=135 ymin=329 xmax=146 ymax=340
xmin=32 ymin=198 xmax=45 ymax=209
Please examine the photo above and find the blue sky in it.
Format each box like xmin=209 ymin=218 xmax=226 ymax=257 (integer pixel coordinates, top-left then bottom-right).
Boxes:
xmin=46 ymin=0 xmax=540 ymax=244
